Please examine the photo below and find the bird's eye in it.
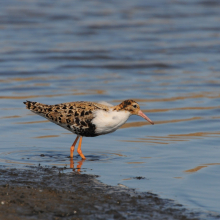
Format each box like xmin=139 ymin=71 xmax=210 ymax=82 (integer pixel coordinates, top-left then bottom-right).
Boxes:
xmin=133 ymin=105 xmax=137 ymax=108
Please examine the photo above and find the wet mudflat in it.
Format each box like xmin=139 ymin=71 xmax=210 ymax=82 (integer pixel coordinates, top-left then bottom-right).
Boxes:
xmin=0 ymin=166 xmax=200 ymax=220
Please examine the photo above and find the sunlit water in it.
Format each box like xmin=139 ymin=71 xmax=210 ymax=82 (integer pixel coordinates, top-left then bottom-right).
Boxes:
xmin=0 ymin=0 xmax=220 ymax=218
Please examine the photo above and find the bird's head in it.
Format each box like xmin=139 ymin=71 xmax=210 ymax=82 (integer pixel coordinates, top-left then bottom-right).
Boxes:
xmin=115 ymin=99 xmax=154 ymax=125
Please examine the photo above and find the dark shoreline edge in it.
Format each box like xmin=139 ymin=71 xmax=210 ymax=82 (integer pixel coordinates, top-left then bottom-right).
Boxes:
xmin=0 ymin=166 xmax=203 ymax=220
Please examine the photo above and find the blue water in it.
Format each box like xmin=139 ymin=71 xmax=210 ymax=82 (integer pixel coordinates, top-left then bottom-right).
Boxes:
xmin=0 ymin=0 xmax=220 ymax=218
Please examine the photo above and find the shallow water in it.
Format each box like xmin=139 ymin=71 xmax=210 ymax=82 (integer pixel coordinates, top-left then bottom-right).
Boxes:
xmin=0 ymin=0 xmax=220 ymax=218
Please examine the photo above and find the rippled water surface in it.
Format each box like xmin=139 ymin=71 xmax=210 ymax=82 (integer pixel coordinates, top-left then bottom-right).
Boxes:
xmin=1 ymin=0 xmax=220 ymax=218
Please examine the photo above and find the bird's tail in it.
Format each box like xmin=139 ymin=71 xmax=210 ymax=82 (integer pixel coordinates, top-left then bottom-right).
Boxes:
xmin=23 ymin=100 xmax=50 ymax=114
xmin=23 ymin=100 xmax=39 ymax=110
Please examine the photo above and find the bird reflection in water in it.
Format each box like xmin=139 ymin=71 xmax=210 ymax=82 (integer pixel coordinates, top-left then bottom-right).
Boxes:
xmin=70 ymin=158 xmax=84 ymax=173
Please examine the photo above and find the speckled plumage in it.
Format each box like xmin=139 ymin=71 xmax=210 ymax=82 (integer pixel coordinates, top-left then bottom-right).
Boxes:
xmin=24 ymin=99 xmax=154 ymax=159
xmin=24 ymin=101 xmax=111 ymax=137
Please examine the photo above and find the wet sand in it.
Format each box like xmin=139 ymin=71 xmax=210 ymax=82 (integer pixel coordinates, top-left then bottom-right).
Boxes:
xmin=0 ymin=166 xmax=199 ymax=220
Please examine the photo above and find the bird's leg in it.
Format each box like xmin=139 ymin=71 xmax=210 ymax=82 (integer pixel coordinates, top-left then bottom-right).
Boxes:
xmin=77 ymin=136 xmax=86 ymax=160
xmin=70 ymin=136 xmax=79 ymax=158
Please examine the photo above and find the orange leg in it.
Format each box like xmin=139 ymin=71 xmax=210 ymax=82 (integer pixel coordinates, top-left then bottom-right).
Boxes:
xmin=77 ymin=136 xmax=86 ymax=160
xmin=70 ymin=136 xmax=79 ymax=158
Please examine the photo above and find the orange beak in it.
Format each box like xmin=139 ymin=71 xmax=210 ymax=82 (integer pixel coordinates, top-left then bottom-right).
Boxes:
xmin=138 ymin=110 xmax=154 ymax=125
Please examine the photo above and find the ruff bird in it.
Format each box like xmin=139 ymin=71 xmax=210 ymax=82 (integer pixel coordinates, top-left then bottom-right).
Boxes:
xmin=24 ymin=100 xmax=154 ymax=159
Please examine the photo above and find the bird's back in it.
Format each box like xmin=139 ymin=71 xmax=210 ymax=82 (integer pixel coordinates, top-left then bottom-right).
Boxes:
xmin=24 ymin=101 xmax=110 ymax=137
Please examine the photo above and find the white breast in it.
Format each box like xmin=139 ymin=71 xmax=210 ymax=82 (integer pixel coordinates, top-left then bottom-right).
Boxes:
xmin=92 ymin=109 xmax=130 ymax=135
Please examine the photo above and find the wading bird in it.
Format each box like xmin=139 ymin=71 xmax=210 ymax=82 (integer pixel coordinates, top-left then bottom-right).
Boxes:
xmin=24 ymin=100 xmax=154 ymax=159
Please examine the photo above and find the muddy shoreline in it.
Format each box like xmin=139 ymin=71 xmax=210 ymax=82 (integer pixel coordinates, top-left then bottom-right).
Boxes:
xmin=0 ymin=166 xmax=200 ymax=220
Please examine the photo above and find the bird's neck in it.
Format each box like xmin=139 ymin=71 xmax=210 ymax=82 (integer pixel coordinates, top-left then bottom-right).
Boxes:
xmin=111 ymin=103 xmax=125 ymax=111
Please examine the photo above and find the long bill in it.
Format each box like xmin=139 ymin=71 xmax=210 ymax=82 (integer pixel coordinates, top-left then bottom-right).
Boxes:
xmin=138 ymin=110 xmax=154 ymax=125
